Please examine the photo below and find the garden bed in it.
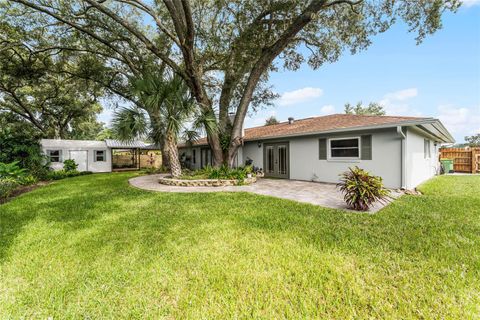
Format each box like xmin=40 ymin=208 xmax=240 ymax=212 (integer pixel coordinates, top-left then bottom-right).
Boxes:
xmin=0 ymin=181 xmax=50 ymax=204
xmin=159 ymin=175 xmax=257 ymax=187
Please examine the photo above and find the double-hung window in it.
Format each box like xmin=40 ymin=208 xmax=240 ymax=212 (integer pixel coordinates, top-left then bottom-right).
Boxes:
xmin=95 ymin=150 xmax=106 ymax=162
xmin=47 ymin=150 xmax=62 ymax=163
xmin=328 ymin=137 xmax=360 ymax=160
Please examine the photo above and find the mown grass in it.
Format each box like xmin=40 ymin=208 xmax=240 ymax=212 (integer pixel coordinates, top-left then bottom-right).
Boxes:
xmin=0 ymin=173 xmax=479 ymax=319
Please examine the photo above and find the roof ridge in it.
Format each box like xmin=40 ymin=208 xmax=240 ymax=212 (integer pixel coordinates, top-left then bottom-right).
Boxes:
xmin=245 ymin=113 xmax=428 ymax=131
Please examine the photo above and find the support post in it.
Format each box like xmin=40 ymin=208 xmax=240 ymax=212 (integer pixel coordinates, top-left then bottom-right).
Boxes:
xmin=473 ymin=148 xmax=477 ymax=174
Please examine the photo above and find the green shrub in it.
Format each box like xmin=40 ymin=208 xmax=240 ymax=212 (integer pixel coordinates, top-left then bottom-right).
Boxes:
xmin=19 ymin=174 xmax=38 ymax=186
xmin=63 ymin=159 xmax=78 ymax=172
xmin=0 ymin=161 xmax=39 ymax=186
xmin=337 ymin=166 xmax=390 ymax=211
xmin=45 ymin=170 xmax=92 ymax=181
xmin=0 ymin=161 xmax=27 ymax=180
xmin=180 ymin=165 xmax=253 ymax=181
xmin=0 ymin=177 xmax=20 ymax=200
xmin=0 ymin=127 xmax=49 ymax=179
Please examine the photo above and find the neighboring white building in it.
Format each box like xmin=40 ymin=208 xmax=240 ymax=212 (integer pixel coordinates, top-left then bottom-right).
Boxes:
xmin=179 ymin=114 xmax=454 ymax=190
xmin=41 ymin=139 xmax=160 ymax=173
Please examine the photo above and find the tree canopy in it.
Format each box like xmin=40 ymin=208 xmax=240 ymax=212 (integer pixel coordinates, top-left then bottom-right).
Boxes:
xmin=265 ymin=116 xmax=280 ymax=126
xmin=344 ymin=102 xmax=386 ymax=116
xmin=3 ymin=0 xmax=460 ymax=165
xmin=465 ymin=134 xmax=480 ymax=147
xmin=0 ymin=19 xmax=107 ymax=139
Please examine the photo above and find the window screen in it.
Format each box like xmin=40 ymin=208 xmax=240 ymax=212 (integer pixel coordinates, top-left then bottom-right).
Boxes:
xmin=48 ymin=150 xmax=62 ymax=163
xmin=329 ymin=138 xmax=360 ymax=158
xmin=95 ymin=150 xmax=106 ymax=162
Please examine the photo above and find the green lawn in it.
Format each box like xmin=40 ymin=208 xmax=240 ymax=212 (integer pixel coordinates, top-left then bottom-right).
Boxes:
xmin=0 ymin=173 xmax=479 ymax=318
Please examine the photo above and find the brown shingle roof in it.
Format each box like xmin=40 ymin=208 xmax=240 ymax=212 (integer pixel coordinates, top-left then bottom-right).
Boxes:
xmin=185 ymin=114 xmax=431 ymax=146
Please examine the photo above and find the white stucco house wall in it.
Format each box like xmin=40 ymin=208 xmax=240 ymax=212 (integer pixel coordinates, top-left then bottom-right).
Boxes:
xmin=179 ymin=114 xmax=454 ymax=189
xmin=41 ymin=139 xmax=160 ymax=173
xmin=41 ymin=139 xmax=112 ymax=172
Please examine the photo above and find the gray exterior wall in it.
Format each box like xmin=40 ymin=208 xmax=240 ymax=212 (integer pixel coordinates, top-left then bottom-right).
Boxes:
xmin=405 ymin=127 xmax=440 ymax=189
xmin=178 ymin=125 xmax=442 ymax=189
xmin=242 ymin=128 xmax=403 ymax=188
xmin=179 ymin=146 xmax=242 ymax=169
xmin=179 ymin=146 xmax=202 ymax=170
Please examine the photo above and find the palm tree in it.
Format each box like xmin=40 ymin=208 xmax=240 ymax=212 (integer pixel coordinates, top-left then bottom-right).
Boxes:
xmin=112 ymin=73 xmax=196 ymax=178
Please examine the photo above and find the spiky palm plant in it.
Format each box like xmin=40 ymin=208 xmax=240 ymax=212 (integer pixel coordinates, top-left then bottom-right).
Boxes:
xmin=112 ymin=73 xmax=197 ymax=178
xmin=337 ymin=166 xmax=391 ymax=211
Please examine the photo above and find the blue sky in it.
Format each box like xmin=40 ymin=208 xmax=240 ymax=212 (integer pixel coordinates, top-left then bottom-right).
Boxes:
xmin=245 ymin=3 xmax=480 ymax=143
xmin=99 ymin=3 xmax=480 ymax=143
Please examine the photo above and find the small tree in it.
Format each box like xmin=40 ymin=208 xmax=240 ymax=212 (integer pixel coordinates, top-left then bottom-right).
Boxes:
xmin=265 ymin=116 xmax=279 ymax=126
xmin=344 ymin=102 xmax=386 ymax=116
xmin=465 ymin=134 xmax=480 ymax=147
xmin=112 ymin=74 xmax=197 ymax=178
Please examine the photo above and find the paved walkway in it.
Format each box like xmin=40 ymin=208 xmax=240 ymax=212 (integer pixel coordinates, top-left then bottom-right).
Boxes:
xmin=129 ymin=174 xmax=401 ymax=212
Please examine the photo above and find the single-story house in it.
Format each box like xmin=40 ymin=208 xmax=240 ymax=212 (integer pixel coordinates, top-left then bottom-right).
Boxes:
xmin=41 ymin=139 xmax=161 ymax=172
xmin=179 ymin=114 xmax=454 ymax=189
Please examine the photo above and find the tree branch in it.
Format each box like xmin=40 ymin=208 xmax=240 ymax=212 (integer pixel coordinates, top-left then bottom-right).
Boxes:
xmin=10 ymin=0 xmax=142 ymax=75
xmin=82 ymin=0 xmax=183 ymax=76
xmin=231 ymin=0 xmax=334 ymax=146
xmin=114 ymin=0 xmax=181 ymax=46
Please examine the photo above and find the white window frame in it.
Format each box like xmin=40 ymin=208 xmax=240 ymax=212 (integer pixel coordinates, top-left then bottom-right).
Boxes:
xmin=94 ymin=150 xmax=106 ymax=162
xmin=47 ymin=150 xmax=62 ymax=163
xmin=327 ymin=137 xmax=361 ymax=161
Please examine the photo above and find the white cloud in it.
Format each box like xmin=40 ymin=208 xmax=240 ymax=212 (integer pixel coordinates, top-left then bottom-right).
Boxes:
xmin=320 ymin=105 xmax=336 ymax=115
xmin=278 ymin=87 xmax=323 ymax=106
xmin=437 ymin=105 xmax=480 ymax=140
xmin=461 ymin=0 xmax=480 ymax=7
xmin=382 ymin=88 xmax=418 ymax=101
xmin=379 ymin=88 xmax=422 ymax=116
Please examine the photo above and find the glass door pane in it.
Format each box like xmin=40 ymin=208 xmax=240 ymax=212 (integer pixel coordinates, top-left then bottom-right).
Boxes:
xmin=278 ymin=145 xmax=287 ymax=175
xmin=266 ymin=146 xmax=274 ymax=173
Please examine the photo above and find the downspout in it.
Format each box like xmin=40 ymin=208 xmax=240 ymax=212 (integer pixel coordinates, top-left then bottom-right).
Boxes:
xmin=397 ymin=126 xmax=407 ymax=189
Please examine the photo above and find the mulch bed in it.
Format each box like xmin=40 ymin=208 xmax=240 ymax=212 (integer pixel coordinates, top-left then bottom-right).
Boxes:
xmin=0 ymin=181 xmax=50 ymax=205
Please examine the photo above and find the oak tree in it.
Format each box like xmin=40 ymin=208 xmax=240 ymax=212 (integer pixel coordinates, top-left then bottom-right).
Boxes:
xmin=5 ymin=0 xmax=460 ymax=165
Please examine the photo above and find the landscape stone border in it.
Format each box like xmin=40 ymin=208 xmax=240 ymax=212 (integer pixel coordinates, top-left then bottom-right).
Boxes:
xmin=159 ymin=176 xmax=257 ymax=187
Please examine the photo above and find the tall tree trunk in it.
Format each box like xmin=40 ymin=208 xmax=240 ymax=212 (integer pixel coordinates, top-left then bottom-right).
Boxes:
xmin=226 ymin=144 xmax=241 ymax=168
xmin=209 ymin=135 xmax=224 ymax=167
xmin=166 ymin=132 xmax=181 ymax=178
xmin=161 ymin=145 xmax=170 ymax=169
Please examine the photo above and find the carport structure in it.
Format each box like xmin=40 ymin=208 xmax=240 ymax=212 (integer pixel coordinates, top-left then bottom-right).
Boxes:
xmin=106 ymin=139 xmax=161 ymax=171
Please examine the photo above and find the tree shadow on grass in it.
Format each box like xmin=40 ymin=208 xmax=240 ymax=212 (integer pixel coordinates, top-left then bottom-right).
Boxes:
xmin=0 ymin=173 xmax=138 ymax=262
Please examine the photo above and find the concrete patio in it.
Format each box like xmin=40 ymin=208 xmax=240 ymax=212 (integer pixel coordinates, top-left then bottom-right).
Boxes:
xmin=129 ymin=174 xmax=402 ymax=213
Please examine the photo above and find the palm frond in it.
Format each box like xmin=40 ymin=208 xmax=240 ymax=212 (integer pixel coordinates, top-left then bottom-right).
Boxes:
xmin=193 ymin=108 xmax=218 ymax=137
xmin=111 ymin=106 xmax=148 ymax=141
xmin=182 ymin=130 xmax=200 ymax=147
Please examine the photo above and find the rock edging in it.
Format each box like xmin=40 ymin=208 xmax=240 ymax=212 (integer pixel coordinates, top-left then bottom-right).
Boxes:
xmin=159 ymin=176 xmax=257 ymax=187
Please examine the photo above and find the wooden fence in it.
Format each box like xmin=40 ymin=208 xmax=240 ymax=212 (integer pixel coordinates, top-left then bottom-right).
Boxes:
xmin=439 ymin=147 xmax=480 ymax=173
